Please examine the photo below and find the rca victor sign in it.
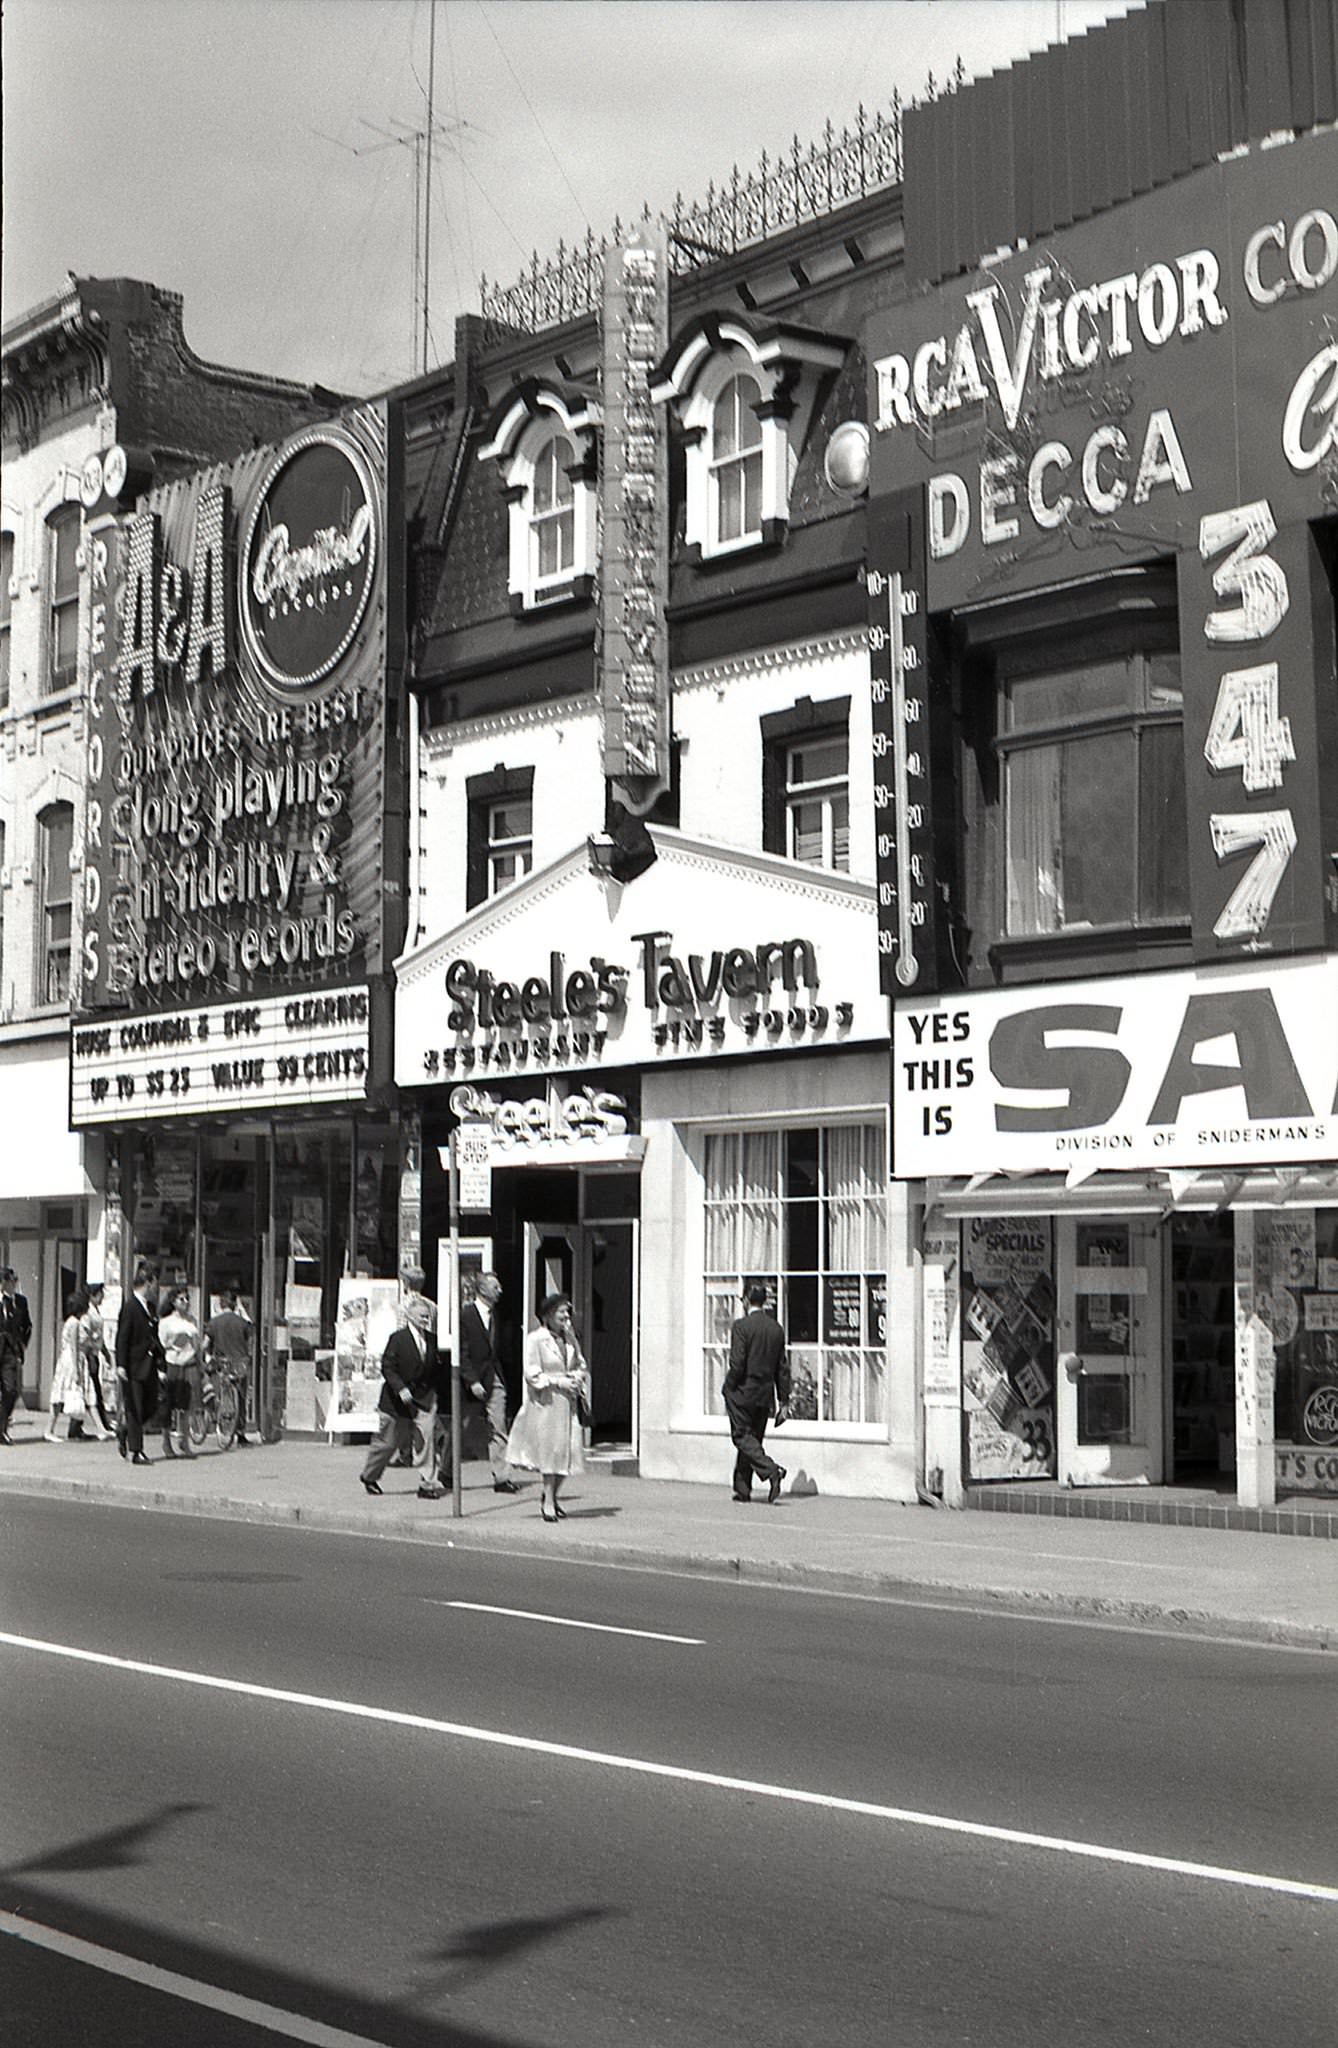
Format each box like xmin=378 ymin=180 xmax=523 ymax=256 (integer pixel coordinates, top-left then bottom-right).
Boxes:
xmin=869 ymin=131 xmax=1336 ymax=593
xmin=75 ymin=405 xmax=404 ymax=1055
xmin=868 ymin=128 xmax=1338 ymax=964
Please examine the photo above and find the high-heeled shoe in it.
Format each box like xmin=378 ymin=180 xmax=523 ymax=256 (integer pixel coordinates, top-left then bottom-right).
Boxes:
xmin=540 ymin=1503 xmax=557 ymax=1523
xmin=552 ymin=1502 xmax=567 ymax=1519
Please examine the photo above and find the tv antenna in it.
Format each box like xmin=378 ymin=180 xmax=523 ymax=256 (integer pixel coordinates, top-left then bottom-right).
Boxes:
xmin=316 ymin=1 xmax=474 ymax=378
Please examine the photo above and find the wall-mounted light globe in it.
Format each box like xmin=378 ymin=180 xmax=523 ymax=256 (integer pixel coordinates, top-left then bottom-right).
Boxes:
xmin=823 ymin=420 xmax=870 ymax=498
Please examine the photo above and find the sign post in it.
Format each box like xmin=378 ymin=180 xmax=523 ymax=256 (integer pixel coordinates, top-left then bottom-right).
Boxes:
xmin=445 ymin=1125 xmax=491 ymax=1517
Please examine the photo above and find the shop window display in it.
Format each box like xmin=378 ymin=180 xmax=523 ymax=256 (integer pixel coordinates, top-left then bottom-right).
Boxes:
xmin=1260 ymin=1210 xmax=1338 ymax=1476
xmin=702 ymin=1123 xmax=887 ymax=1426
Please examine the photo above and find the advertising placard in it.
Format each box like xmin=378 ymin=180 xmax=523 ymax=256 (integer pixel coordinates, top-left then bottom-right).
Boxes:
xmin=70 ymin=987 xmax=370 ymax=1125
xmin=962 ymin=1219 xmax=1056 ymax=1480
xmin=328 ymin=1277 xmax=401 ymax=1436
xmin=76 ymin=405 xmax=403 ymax=1049
xmin=892 ymin=955 xmax=1337 ymax=1179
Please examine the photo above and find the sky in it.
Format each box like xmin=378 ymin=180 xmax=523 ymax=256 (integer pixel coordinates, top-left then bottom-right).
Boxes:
xmin=3 ymin=0 xmax=1145 ymax=398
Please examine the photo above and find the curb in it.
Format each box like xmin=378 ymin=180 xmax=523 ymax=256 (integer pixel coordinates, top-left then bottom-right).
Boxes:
xmin=4 ymin=1474 xmax=1332 ymax=1653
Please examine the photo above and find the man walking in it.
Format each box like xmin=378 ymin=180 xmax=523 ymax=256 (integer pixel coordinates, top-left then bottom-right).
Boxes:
xmin=0 ymin=1266 xmax=33 ymax=1445
xmin=360 ymin=1292 xmax=440 ymax=1496
xmin=724 ymin=1281 xmax=790 ymax=1505
xmin=459 ymin=1273 xmax=518 ymax=1494
xmin=115 ymin=1262 xmax=164 ymax=1464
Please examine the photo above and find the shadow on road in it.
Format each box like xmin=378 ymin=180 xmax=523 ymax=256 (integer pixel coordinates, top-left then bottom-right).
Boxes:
xmin=9 ymin=1801 xmax=205 ymax=1877
xmin=404 ymin=1904 xmax=621 ymax=2006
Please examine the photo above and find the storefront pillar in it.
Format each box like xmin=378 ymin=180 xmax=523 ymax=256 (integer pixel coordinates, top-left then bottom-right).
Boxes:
xmin=921 ymin=1215 xmax=965 ymax=1504
xmin=1233 ymin=1211 xmax=1277 ymax=1509
xmin=885 ymin=1179 xmax=921 ymax=1499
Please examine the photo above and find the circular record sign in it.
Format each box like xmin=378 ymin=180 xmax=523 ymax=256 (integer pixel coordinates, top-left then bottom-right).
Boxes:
xmin=240 ymin=430 xmax=378 ymax=692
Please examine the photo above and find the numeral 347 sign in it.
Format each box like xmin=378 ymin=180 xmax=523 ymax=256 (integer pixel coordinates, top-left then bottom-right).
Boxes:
xmin=1180 ymin=506 xmax=1338 ymax=958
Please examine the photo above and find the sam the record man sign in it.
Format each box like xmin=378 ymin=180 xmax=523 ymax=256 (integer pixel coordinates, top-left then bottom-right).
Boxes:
xmin=867 ymin=486 xmax=937 ymax=995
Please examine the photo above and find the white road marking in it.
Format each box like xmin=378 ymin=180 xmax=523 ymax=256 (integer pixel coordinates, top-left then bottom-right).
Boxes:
xmin=431 ymin=1599 xmax=703 ymax=1643
xmin=0 ymin=1908 xmax=390 ymax=2047
xmin=5 ymin=1631 xmax=1336 ymax=1907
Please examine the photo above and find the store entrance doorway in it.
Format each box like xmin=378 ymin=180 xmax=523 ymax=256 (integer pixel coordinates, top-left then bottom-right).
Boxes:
xmin=1055 ymin=1217 xmax=1165 ymax=1486
xmin=523 ymin=1218 xmax=635 ymax=1445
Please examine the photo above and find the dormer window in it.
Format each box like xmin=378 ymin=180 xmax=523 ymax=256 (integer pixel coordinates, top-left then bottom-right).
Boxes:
xmin=711 ymin=374 xmax=764 ymax=547
xmin=478 ymin=381 xmax=600 ymax=612
xmin=531 ymin=433 xmax=576 ymax=586
xmin=652 ymin=316 xmax=846 ymax=563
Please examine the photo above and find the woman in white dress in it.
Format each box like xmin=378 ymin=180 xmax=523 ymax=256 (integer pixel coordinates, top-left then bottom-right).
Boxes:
xmin=46 ymin=1288 xmax=101 ymax=1440
xmin=505 ymin=1293 xmax=590 ymax=1523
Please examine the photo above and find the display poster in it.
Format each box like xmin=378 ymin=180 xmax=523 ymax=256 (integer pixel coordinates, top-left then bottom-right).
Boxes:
xmin=963 ymin=1219 xmax=1056 ymax=1480
xmin=922 ymin=1229 xmax=959 ymax=1403
xmin=1240 ymin=1209 xmax=1338 ymax=1484
xmin=284 ymin=1283 xmax=322 ymax=1362
xmin=328 ymin=1277 xmax=400 ymax=1435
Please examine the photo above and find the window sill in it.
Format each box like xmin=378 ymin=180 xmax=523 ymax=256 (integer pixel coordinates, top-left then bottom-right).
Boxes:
xmin=509 ymin=573 xmax=594 ymax=617
xmin=681 ymin=518 xmax=789 ymax=569
xmin=987 ymin=923 xmax=1193 ymax=984
xmin=672 ymin=1416 xmax=887 ymax=1442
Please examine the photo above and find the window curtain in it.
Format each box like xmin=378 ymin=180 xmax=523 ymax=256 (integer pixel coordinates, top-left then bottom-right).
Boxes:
xmin=1006 ymin=746 xmax=1064 ymax=934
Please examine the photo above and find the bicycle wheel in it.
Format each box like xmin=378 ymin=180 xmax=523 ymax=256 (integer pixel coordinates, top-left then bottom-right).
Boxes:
xmin=187 ymin=1394 xmax=210 ymax=1448
xmin=216 ymin=1377 xmax=240 ymax=1450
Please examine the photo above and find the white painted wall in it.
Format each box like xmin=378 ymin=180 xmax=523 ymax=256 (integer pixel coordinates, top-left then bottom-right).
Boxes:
xmin=414 ymin=627 xmax=873 ymax=946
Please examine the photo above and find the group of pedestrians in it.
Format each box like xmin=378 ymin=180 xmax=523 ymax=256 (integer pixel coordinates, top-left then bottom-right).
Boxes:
xmin=0 ymin=1261 xmax=254 ymax=1464
xmin=112 ymin=1264 xmax=253 ymax=1463
xmin=360 ymin=1272 xmax=589 ymax=1521
xmin=359 ymin=1270 xmax=791 ymax=1517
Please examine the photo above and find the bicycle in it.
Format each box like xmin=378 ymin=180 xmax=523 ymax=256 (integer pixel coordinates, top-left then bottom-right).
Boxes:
xmin=187 ymin=1368 xmax=243 ymax=1450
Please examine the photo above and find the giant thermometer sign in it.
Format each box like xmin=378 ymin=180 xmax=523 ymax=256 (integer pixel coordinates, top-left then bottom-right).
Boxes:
xmin=868 ymin=487 xmax=936 ymax=996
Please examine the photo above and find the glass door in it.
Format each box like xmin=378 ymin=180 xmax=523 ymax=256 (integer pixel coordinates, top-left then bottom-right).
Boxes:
xmin=1056 ymin=1217 xmax=1164 ymax=1485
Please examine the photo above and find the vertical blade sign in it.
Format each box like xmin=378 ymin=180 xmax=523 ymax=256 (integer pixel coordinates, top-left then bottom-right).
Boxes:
xmin=599 ymin=231 xmax=671 ymax=813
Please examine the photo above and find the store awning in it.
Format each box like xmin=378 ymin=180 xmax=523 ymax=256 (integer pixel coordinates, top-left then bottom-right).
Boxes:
xmin=924 ymin=1166 xmax=1338 ymax=1218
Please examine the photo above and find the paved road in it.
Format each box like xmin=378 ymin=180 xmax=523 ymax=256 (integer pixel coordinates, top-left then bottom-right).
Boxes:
xmin=4 ymin=1498 xmax=1336 ymax=2046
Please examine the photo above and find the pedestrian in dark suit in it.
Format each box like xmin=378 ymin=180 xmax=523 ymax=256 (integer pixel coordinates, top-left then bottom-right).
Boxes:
xmin=115 ymin=1263 xmax=165 ymax=1464
xmin=724 ymin=1282 xmax=791 ymax=1504
xmin=0 ymin=1266 xmax=33 ymax=1444
xmin=458 ymin=1273 xmax=518 ymax=1493
xmin=360 ymin=1294 xmax=441 ymax=1496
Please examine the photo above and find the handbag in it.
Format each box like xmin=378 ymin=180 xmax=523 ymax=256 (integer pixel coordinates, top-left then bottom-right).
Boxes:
xmin=576 ymin=1390 xmax=592 ymax=1429
xmin=64 ymin=1379 xmax=86 ymax=1421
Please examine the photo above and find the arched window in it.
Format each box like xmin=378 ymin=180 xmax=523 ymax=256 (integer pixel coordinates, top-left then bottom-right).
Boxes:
xmin=709 ymin=375 xmax=764 ymax=547
xmin=531 ymin=434 xmax=577 ymax=587
xmin=37 ymin=801 xmax=74 ymax=1005
xmin=0 ymin=530 xmax=14 ymax=711
xmin=478 ymin=384 xmax=599 ymax=611
xmin=47 ymin=506 xmax=81 ymax=695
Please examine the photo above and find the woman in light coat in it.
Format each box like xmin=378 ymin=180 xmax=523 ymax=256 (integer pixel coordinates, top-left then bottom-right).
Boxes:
xmin=504 ymin=1293 xmax=589 ymax=1522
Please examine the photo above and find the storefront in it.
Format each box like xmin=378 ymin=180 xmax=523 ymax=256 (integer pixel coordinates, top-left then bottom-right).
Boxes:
xmin=69 ymin=406 xmax=408 ymax=1423
xmin=904 ymin=952 xmax=1338 ymax=1504
xmin=396 ymin=827 xmax=919 ymax=1497
xmin=865 ymin=127 xmax=1338 ymax=1508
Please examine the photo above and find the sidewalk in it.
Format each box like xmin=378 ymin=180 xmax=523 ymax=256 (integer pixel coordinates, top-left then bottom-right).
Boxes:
xmin=3 ymin=1410 xmax=1335 ymax=1651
